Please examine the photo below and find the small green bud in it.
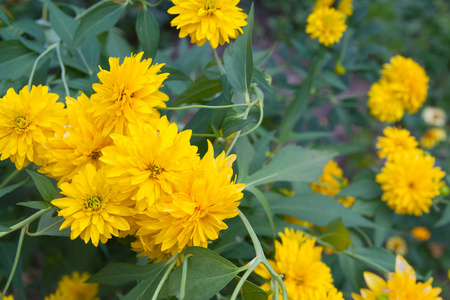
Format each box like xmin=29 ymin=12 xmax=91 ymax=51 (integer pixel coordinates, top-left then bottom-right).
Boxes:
xmin=440 ymin=185 xmax=450 ymax=196
xmin=376 ymin=294 xmax=390 ymax=300
xmin=334 ymin=63 xmax=346 ymax=75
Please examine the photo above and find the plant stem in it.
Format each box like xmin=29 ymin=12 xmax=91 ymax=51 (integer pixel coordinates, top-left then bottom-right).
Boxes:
xmin=76 ymin=48 xmax=93 ymax=75
xmin=157 ymin=102 xmax=254 ymax=111
xmin=180 ymin=255 xmax=188 ymax=300
xmin=213 ymin=48 xmax=225 ymax=75
xmin=0 ymin=226 xmax=27 ymax=300
xmin=0 ymin=169 xmax=21 ymax=189
xmin=56 ymin=43 xmax=70 ymax=97
xmin=151 ymin=252 xmax=180 ymax=300
xmin=0 ymin=208 xmax=52 ymax=238
xmin=28 ymin=43 xmax=58 ymax=90
xmin=230 ymin=257 xmax=262 ymax=300
xmin=342 ymin=250 xmax=390 ymax=274
xmin=225 ymin=92 xmax=252 ymax=156
xmin=240 ymin=99 xmax=264 ymax=137
xmin=143 ymin=0 xmax=164 ymax=7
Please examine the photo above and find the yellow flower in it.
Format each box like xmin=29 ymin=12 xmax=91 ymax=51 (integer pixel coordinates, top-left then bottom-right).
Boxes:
xmin=352 ymin=255 xmax=442 ymax=300
xmin=306 ymin=7 xmax=347 ymax=46
xmin=421 ymin=107 xmax=447 ymax=127
xmin=134 ymin=140 xmax=244 ymax=259
xmin=314 ymin=0 xmax=334 ymax=10
xmin=100 ymin=116 xmax=199 ymax=211
xmin=337 ymin=0 xmax=353 ymax=17
xmin=381 ymin=55 xmax=429 ymax=114
xmin=39 ymin=94 xmax=112 ymax=184
xmin=368 ymin=80 xmax=404 ymax=123
xmin=44 ymin=271 xmax=99 ymax=300
xmin=310 ymin=160 xmax=347 ymax=196
xmin=303 ymin=287 xmax=345 ymax=300
xmin=255 ymin=228 xmax=334 ymax=299
xmin=410 ymin=226 xmax=431 ymax=241
xmin=90 ymin=52 xmax=168 ymax=136
xmin=376 ymin=151 xmax=445 ymax=216
xmin=385 ymin=236 xmax=408 ymax=256
xmin=420 ymin=128 xmax=447 ymax=149
xmin=0 ymin=293 xmax=14 ymax=300
xmin=0 ymin=85 xmax=66 ymax=169
xmin=168 ymin=0 xmax=248 ymax=49
xmin=376 ymin=127 xmax=419 ymax=160
xmin=52 ymin=164 xmax=132 ymax=247
xmin=338 ymin=196 xmax=355 ymax=207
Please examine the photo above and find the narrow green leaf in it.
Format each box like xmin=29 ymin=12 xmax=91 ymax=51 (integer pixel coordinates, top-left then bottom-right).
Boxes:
xmin=17 ymin=201 xmax=49 ymax=210
xmin=162 ymin=66 xmax=192 ymax=82
xmin=26 ymin=170 xmax=56 ymax=202
xmin=222 ymin=118 xmax=254 ymax=138
xmin=245 ymin=146 xmax=336 ymax=187
xmin=0 ymin=40 xmax=37 ymax=80
xmin=318 ymin=70 xmax=347 ymax=90
xmin=0 ymin=177 xmax=29 ymax=198
xmin=223 ymin=4 xmax=254 ymax=93
xmin=40 ymin=0 xmax=78 ymax=46
xmin=347 ymin=246 xmax=395 ymax=273
xmin=72 ymin=1 xmax=126 ymax=48
xmin=175 ymin=75 xmax=222 ymax=105
xmin=236 ymin=136 xmax=255 ymax=182
xmin=236 ymin=276 xmax=271 ymax=300
xmin=320 ymin=218 xmax=352 ymax=251
xmin=136 ymin=6 xmax=159 ymax=59
xmin=32 ymin=211 xmax=70 ymax=237
xmin=336 ymin=178 xmax=382 ymax=200
xmin=0 ymin=7 xmax=11 ymax=25
xmin=246 ymin=186 xmax=276 ymax=238
xmin=106 ymin=28 xmax=132 ymax=59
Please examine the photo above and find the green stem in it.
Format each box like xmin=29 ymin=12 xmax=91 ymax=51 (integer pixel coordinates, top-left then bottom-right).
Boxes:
xmin=352 ymin=227 xmax=373 ymax=247
xmin=142 ymin=0 xmax=164 ymax=7
xmin=180 ymin=255 xmax=188 ymax=300
xmin=157 ymin=103 xmax=253 ymax=111
xmin=191 ymin=133 xmax=219 ymax=138
xmin=151 ymin=252 xmax=180 ymax=300
xmin=0 ymin=169 xmax=21 ymax=189
xmin=76 ymin=48 xmax=93 ymax=75
xmin=0 ymin=226 xmax=27 ymax=300
xmin=342 ymin=250 xmax=390 ymax=275
xmin=212 ymin=48 xmax=226 ymax=75
xmin=28 ymin=43 xmax=58 ymax=90
xmin=230 ymin=257 xmax=262 ymax=300
xmin=225 ymin=106 xmax=250 ymax=156
xmin=239 ymin=99 xmax=264 ymax=138
xmin=0 ymin=208 xmax=52 ymax=238
xmin=56 ymin=43 xmax=70 ymax=97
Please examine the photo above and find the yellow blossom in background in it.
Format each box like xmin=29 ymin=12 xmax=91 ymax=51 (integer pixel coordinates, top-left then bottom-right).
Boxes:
xmin=385 ymin=236 xmax=407 ymax=256
xmin=381 ymin=55 xmax=429 ymax=114
xmin=376 ymin=151 xmax=445 ymax=216
xmin=306 ymin=7 xmax=347 ymax=46
xmin=0 ymin=293 xmax=14 ymax=300
xmin=303 ymin=287 xmax=345 ymax=300
xmin=338 ymin=196 xmax=355 ymax=207
xmin=44 ymin=271 xmax=99 ymax=300
xmin=90 ymin=52 xmax=168 ymax=136
xmin=0 ymin=85 xmax=66 ymax=169
xmin=255 ymin=228 xmax=334 ymax=299
xmin=420 ymin=128 xmax=447 ymax=149
xmin=337 ymin=0 xmax=353 ymax=17
xmin=314 ymin=0 xmax=334 ymax=10
xmin=368 ymin=80 xmax=404 ymax=123
xmin=133 ymin=140 xmax=244 ymax=259
xmin=39 ymin=94 xmax=112 ymax=184
xmin=52 ymin=164 xmax=133 ymax=247
xmin=352 ymin=255 xmax=442 ymax=300
xmin=168 ymin=0 xmax=248 ymax=49
xmin=376 ymin=127 xmax=419 ymax=160
xmin=422 ymin=107 xmax=447 ymax=127
xmin=310 ymin=160 xmax=347 ymax=196
xmin=100 ymin=116 xmax=199 ymax=211
xmin=410 ymin=226 xmax=431 ymax=241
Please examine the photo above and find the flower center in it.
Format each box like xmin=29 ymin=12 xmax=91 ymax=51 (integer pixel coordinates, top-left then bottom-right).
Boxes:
xmin=323 ymin=14 xmax=336 ymax=26
xmin=14 ymin=116 xmax=30 ymax=133
xmin=85 ymin=195 xmax=102 ymax=211
xmin=147 ymin=163 xmax=164 ymax=179
xmin=203 ymin=0 xmax=216 ymax=12
xmin=90 ymin=150 xmax=101 ymax=160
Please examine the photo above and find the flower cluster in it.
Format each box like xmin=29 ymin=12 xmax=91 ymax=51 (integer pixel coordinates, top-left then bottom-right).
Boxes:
xmin=44 ymin=271 xmax=99 ymax=300
xmin=376 ymin=127 xmax=419 ymax=160
xmin=353 ymin=255 xmax=442 ymax=300
xmin=368 ymin=55 xmax=429 ymax=122
xmin=420 ymin=128 xmax=447 ymax=149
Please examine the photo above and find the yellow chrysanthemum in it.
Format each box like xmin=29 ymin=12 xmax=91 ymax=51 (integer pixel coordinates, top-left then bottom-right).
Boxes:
xmin=303 ymin=287 xmax=345 ymax=300
xmin=410 ymin=226 xmax=431 ymax=241
xmin=44 ymin=271 xmax=99 ymax=300
xmin=133 ymin=140 xmax=244 ymax=259
xmin=376 ymin=151 xmax=445 ymax=216
xmin=52 ymin=164 xmax=132 ymax=247
xmin=376 ymin=127 xmax=419 ymax=160
xmin=420 ymin=128 xmax=447 ymax=149
xmin=385 ymin=236 xmax=408 ymax=256
xmin=100 ymin=116 xmax=199 ymax=211
xmin=255 ymin=228 xmax=334 ymax=299
xmin=306 ymin=7 xmax=347 ymax=46
xmin=0 ymin=293 xmax=14 ymax=300
xmin=368 ymin=80 xmax=404 ymax=123
xmin=168 ymin=0 xmax=248 ymax=49
xmin=381 ymin=55 xmax=429 ymax=114
xmin=314 ymin=0 xmax=334 ymax=10
xmin=352 ymin=255 xmax=442 ymax=300
xmin=337 ymin=0 xmax=353 ymax=17
xmin=90 ymin=52 xmax=168 ymax=136
xmin=39 ymin=94 xmax=112 ymax=184
xmin=0 ymin=85 xmax=66 ymax=169
xmin=310 ymin=160 xmax=347 ymax=196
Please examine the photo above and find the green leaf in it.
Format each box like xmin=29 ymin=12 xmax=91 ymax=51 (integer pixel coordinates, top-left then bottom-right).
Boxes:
xmin=32 ymin=210 xmax=70 ymax=237
xmin=435 ymin=202 xmax=450 ymax=228
xmin=0 ymin=7 xmax=11 ymax=25
xmin=88 ymin=261 xmax=167 ymax=285
xmin=236 ymin=136 xmax=255 ymax=182
xmin=252 ymin=68 xmax=272 ymax=91
xmin=223 ymin=4 xmax=254 ymax=93
xmin=72 ymin=1 xmax=126 ymax=48
xmin=267 ymin=192 xmax=377 ymax=228
xmin=175 ymin=75 xmax=222 ymax=105
xmin=315 ymin=143 xmax=371 ymax=156
xmin=348 ymin=246 xmax=395 ymax=273
xmin=136 ymin=6 xmax=159 ymax=59
xmin=337 ymin=253 xmax=365 ymax=291
xmin=162 ymin=66 xmax=192 ymax=82
xmin=337 ymin=178 xmax=382 ymax=200
xmin=106 ymin=28 xmax=132 ymax=59
xmin=40 ymin=0 xmax=78 ymax=46
xmin=26 ymin=170 xmax=56 ymax=202
xmin=236 ymin=276 xmax=271 ymax=300
xmin=222 ymin=118 xmax=254 ymax=138
xmin=0 ymin=40 xmax=37 ymax=80
xmin=246 ymin=186 xmax=276 ymax=238
xmin=17 ymin=201 xmax=49 ymax=210
xmin=245 ymin=146 xmax=336 ymax=188
xmin=318 ymin=70 xmax=347 ymax=91
xmin=288 ymin=131 xmax=334 ymax=142
xmin=320 ymin=218 xmax=352 ymax=251
xmin=374 ymin=205 xmax=394 ymax=246
xmin=0 ymin=242 xmax=25 ymax=299
xmin=0 ymin=177 xmax=29 ymax=198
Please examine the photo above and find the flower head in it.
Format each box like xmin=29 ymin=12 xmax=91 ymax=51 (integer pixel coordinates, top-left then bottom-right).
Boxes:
xmin=376 ymin=127 xmax=419 ymax=160
xmin=255 ymin=228 xmax=334 ymax=299
xmin=337 ymin=0 xmax=353 ymax=16
xmin=44 ymin=271 xmax=99 ymax=300
xmin=368 ymin=80 xmax=404 ymax=123
xmin=0 ymin=293 xmax=14 ymax=300
xmin=385 ymin=236 xmax=408 ymax=256
xmin=0 ymin=85 xmax=66 ymax=169
xmin=306 ymin=7 xmax=347 ymax=46
xmin=52 ymin=164 xmax=132 ymax=247
xmin=376 ymin=151 xmax=445 ymax=216
xmin=310 ymin=160 xmax=347 ymax=196
xmin=420 ymin=128 xmax=446 ymax=149
xmin=168 ymin=0 xmax=248 ymax=49
xmin=352 ymin=255 xmax=442 ymax=300
xmin=303 ymin=287 xmax=345 ymax=300
xmin=90 ymin=52 xmax=168 ymax=136
xmin=422 ymin=107 xmax=447 ymax=127
xmin=410 ymin=226 xmax=431 ymax=241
